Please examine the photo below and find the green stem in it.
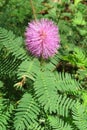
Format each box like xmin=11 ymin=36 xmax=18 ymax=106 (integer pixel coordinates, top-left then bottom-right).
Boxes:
xmin=30 ymin=0 xmax=37 ymax=21
xmin=40 ymin=56 xmax=44 ymax=66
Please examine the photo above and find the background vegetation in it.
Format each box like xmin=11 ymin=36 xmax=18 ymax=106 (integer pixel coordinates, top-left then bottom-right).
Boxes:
xmin=0 ymin=0 xmax=87 ymax=130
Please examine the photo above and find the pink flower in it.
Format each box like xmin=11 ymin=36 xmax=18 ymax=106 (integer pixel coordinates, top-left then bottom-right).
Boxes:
xmin=25 ymin=19 xmax=60 ymax=59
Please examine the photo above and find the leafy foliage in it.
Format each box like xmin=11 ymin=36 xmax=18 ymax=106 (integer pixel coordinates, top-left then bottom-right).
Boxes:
xmin=48 ymin=116 xmax=72 ymax=130
xmin=34 ymin=70 xmax=58 ymax=113
xmin=14 ymin=93 xmax=40 ymax=130
xmin=0 ymin=0 xmax=87 ymax=130
xmin=72 ymin=103 xmax=87 ymax=130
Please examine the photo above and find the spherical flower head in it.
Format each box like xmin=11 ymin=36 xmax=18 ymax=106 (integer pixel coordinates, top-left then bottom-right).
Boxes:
xmin=25 ymin=19 xmax=60 ymax=59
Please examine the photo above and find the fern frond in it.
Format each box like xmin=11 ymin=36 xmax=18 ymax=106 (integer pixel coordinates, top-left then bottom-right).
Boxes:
xmin=14 ymin=93 xmax=40 ymax=130
xmin=72 ymin=103 xmax=87 ymax=130
xmin=55 ymin=72 xmax=81 ymax=93
xmin=0 ymin=112 xmax=9 ymax=130
xmin=43 ymin=54 xmax=61 ymax=71
xmin=17 ymin=58 xmax=40 ymax=81
xmin=27 ymin=122 xmax=44 ymax=130
xmin=48 ymin=116 xmax=73 ymax=130
xmin=34 ymin=70 xmax=77 ymax=115
xmin=73 ymin=47 xmax=87 ymax=67
xmin=0 ymin=54 xmax=21 ymax=76
xmin=57 ymin=95 xmax=76 ymax=117
xmin=0 ymin=27 xmax=28 ymax=60
xmin=34 ymin=70 xmax=58 ymax=113
xmin=50 ymin=53 xmax=60 ymax=66
xmin=0 ymin=97 xmax=10 ymax=130
xmin=61 ymin=47 xmax=87 ymax=68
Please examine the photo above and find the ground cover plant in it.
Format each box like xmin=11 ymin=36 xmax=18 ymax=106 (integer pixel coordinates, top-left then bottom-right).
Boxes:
xmin=0 ymin=0 xmax=87 ymax=130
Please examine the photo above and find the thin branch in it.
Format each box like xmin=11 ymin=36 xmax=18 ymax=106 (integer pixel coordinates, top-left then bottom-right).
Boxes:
xmin=30 ymin=0 xmax=37 ymax=20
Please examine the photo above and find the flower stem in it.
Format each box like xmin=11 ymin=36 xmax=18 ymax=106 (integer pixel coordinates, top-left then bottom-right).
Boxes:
xmin=40 ymin=56 xmax=45 ymax=71
xmin=40 ymin=55 xmax=43 ymax=65
xmin=30 ymin=0 xmax=37 ymax=21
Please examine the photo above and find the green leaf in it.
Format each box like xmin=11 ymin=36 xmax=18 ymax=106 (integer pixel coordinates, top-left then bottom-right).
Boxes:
xmin=74 ymin=0 xmax=82 ymax=6
xmin=48 ymin=116 xmax=72 ymax=130
xmin=72 ymin=103 xmax=87 ymax=130
xmin=73 ymin=12 xmax=86 ymax=25
xmin=14 ymin=93 xmax=40 ymax=130
xmin=34 ymin=70 xmax=58 ymax=113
